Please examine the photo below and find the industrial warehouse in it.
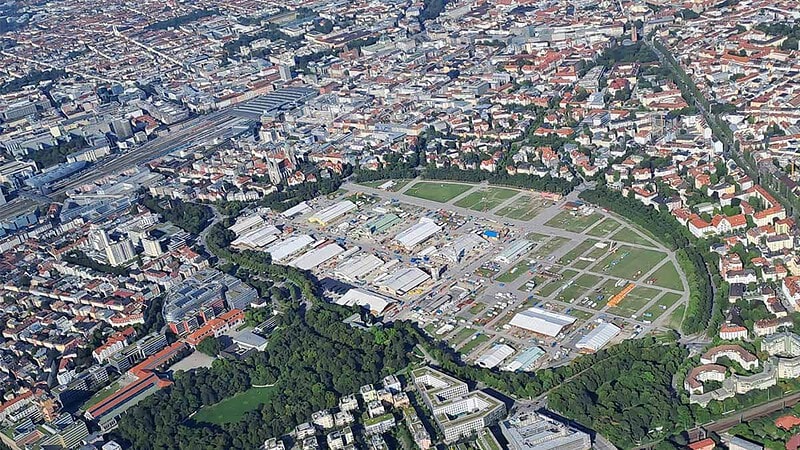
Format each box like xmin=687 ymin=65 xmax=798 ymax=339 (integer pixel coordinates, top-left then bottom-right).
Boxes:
xmin=219 ymin=181 xmax=680 ymax=374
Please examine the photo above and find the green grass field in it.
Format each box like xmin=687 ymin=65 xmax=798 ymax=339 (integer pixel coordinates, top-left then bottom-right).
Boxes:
xmin=193 ymin=387 xmax=276 ymax=425
xmin=449 ymin=326 xmax=478 ymax=345
xmin=455 ymin=187 xmax=518 ymax=212
xmin=404 ymin=182 xmax=473 ymax=203
xmin=545 ymin=211 xmax=603 ymax=233
xmin=530 ymin=236 xmax=570 ymax=258
xmin=587 ymin=218 xmax=622 ymax=237
xmin=496 ymin=195 xmax=549 ymax=220
xmin=496 ymin=259 xmax=533 ymax=282
xmin=537 ymin=269 xmax=579 ymax=297
xmin=608 ymin=286 xmax=661 ymax=317
xmin=525 ymin=232 xmax=550 ymax=243
xmin=358 ymin=179 xmax=411 ymax=192
xmin=469 ymin=303 xmax=486 ymax=315
xmin=559 ymin=239 xmax=599 ymax=265
xmin=566 ymin=308 xmax=594 ymax=320
xmin=642 ymin=292 xmax=683 ymax=321
xmin=593 ymin=246 xmax=666 ymax=280
xmin=610 ymin=228 xmax=655 ymax=246
xmin=668 ymin=304 xmax=686 ymax=330
xmin=647 ymin=262 xmax=684 ymax=291
xmin=557 ymin=273 xmax=602 ymax=302
xmin=459 ymin=334 xmax=490 ymax=355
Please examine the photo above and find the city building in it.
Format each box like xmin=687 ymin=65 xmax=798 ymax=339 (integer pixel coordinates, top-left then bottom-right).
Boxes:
xmin=413 ymin=367 xmax=506 ymax=443
xmin=501 ymin=411 xmax=591 ymax=450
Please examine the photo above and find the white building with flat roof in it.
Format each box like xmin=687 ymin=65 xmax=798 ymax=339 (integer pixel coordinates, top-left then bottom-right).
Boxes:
xmin=265 ymin=235 xmax=315 ymax=262
xmin=575 ymin=322 xmax=621 ymax=353
xmin=308 ymin=201 xmax=356 ymax=226
xmin=476 ymin=344 xmax=515 ymax=369
xmin=377 ymin=267 xmax=430 ymax=295
xmin=282 ymin=201 xmax=311 ymax=218
xmin=334 ymin=253 xmax=384 ymax=281
xmin=412 ymin=367 xmax=506 ymax=443
xmin=501 ymin=411 xmax=591 ymax=450
xmin=336 ymin=288 xmax=394 ymax=315
xmin=290 ymin=243 xmax=345 ymax=270
xmin=495 ymin=240 xmax=533 ymax=264
xmin=394 ymin=218 xmax=442 ymax=250
xmin=509 ymin=308 xmax=576 ymax=337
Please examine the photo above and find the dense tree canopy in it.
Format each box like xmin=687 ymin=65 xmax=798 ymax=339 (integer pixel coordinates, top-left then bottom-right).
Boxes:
xmin=142 ymin=194 xmax=213 ymax=235
xmin=424 ymin=166 xmax=577 ymax=195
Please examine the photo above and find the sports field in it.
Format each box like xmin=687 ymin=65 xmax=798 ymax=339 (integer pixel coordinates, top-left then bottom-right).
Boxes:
xmin=587 ymin=218 xmax=622 ymax=237
xmin=647 ymin=262 xmax=684 ymax=291
xmin=545 ymin=211 xmax=603 ymax=233
xmin=455 ymin=187 xmax=518 ymax=211
xmin=496 ymin=195 xmax=549 ymax=220
xmin=193 ymin=386 xmax=275 ymax=424
xmin=593 ymin=246 xmax=666 ymax=280
xmin=404 ymin=181 xmax=472 ymax=203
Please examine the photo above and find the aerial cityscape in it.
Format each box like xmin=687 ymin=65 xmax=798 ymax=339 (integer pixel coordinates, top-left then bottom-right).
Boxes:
xmin=0 ymin=0 xmax=799 ymax=449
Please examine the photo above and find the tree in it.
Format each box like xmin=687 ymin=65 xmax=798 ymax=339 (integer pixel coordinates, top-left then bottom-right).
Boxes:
xmin=196 ymin=336 xmax=222 ymax=357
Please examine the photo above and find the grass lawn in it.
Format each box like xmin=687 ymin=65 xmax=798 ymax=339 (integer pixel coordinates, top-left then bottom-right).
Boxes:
xmin=531 ymin=236 xmax=570 ymax=258
xmin=610 ymin=228 xmax=655 ymax=246
xmin=647 ymin=262 xmax=684 ymax=291
xmin=193 ymin=387 xmax=276 ymax=425
xmin=496 ymin=195 xmax=549 ymax=220
xmin=449 ymin=326 xmax=478 ymax=346
xmin=593 ymin=246 xmax=666 ymax=280
xmin=536 ymin=269 xmax=579 ymax=297
xmin=496 ymin=259 xmax=534 ymax=283
xmin=557 ymin=274 xmax=602 ymax=302
xmin=459 ymin=334 xmax=490 ymax=355
xmin=585 ymin=243 xmax=612 ymax=259
xmin=566 ymin=308 xmax=594 ymax=320
xmin=586 ymin=218 xmax=622 ymax=237
xmin=608 ymin=286 xmax=661 ymax=317
xmin=545 ymin=211 xmax=603 ymax=233
xmin=668 ymin=304 xmax=686 ymax=330
xmin=455 ymin=187 xmax=518 ymax=212
xmin=525 ymin=232 xmax=550 ymax=242
xmin=405 ymin=181 xmax=472 ymax=203
xmin=358 ymin=179 xmax=411 ymax=192
xmin=559 ymin=239 xmax=599 ymax=265
xmin=642 ymin=292 xmax=683 ymax=321
xmin=81 ymin=381 xmax=121 ymax=411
